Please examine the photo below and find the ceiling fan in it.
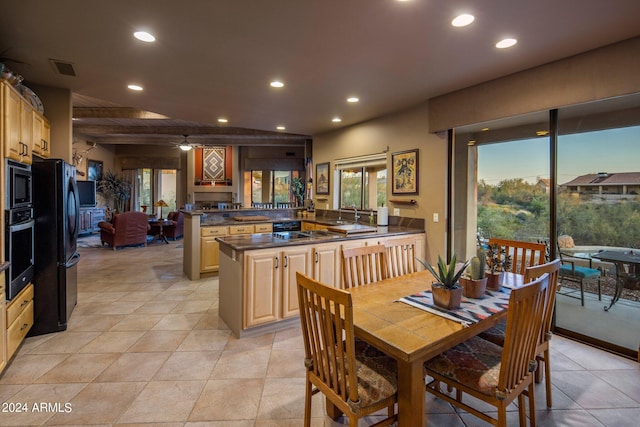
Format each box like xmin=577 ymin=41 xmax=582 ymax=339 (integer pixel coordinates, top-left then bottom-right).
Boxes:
xmin=177 ymin=134 xmax=197 ymax=151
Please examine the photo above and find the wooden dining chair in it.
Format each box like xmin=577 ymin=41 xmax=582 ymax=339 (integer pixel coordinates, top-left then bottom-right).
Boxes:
xmin=380 ymin=236 xmax=417 ymax=278
xmin=489 ymin=238 xmax=547 ymax=275
xmin=341 ymin=244 xmax=388 ymax=289
xmin=424 ymin=273 xmax=549 ymax=427
xmin=296 ymin=272 xmax=398 ymax=427
xmin=479 ymin=259 xmax=561 ymax=408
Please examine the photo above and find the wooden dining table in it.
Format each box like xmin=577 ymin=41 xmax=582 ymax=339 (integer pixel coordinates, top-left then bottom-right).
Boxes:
xmin=332 ymin=270 xmax=523 ymax=427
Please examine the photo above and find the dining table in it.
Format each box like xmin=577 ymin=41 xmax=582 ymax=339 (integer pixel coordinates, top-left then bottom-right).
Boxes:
xmin=332 ymin=270 xmax=523 ymax=427
xmin=592 ymin=250 xmax=640 ymax=311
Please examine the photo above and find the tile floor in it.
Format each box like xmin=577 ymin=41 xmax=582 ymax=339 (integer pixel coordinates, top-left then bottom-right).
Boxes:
xmin=1 ymin=236 xmax=639 ymax=426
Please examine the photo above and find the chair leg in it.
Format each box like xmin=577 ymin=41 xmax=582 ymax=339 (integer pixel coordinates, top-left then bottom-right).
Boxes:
xmin=303 ymin=379 xmax=312 ymax=427
xmin=517 ymin=394 xmax=526 ymax=426
xmin=580 ymin=281 xmax=585 ymax=306
xmin=528 ymin=381 xmax=537 ymax=427
xmin=535 ymin=355 xmax=543 ymax=384
xmin=544 ymin=348 xmax=553 ymax=408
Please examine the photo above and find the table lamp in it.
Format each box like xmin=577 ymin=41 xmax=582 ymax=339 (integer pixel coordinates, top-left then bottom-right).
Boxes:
xmin=154 ymin=199 xmax=168 ymax=220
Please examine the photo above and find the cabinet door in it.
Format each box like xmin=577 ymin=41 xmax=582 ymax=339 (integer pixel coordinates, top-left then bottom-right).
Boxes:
xmin=19 ymin=99 xmax=33 ymax=163
xmin=3 ymin=84 xmax=22 ymax=161
xmin=200 ymin=237 xmax=221 ymax=272
xmin=32 ymin=112 xmax=50 ymax=157
xmin=281 ymin=246 xmax=311 ymax=318
xmin=0 ymin=272 xmax=6 ymax=373
xmin=42 ymin=118 xmax=51 ymax=157
xmin=301 ymin=221 xmax=315 ymax=231
xmin=244 ymin=250 xmax=279 ymax=328
xmin=313 ymin=242 xmax=339 ymax=288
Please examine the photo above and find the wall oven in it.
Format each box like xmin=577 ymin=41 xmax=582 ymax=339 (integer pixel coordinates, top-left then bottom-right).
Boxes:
xmin=5 ymin=207 xmax=35 ymax=300
xmin=6 ymin=159 xmax=33 ymax=209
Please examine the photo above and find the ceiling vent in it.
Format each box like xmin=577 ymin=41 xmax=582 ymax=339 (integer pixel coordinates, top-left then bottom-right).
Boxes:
xmin=49 ymin=59 xmax=77 ymax=76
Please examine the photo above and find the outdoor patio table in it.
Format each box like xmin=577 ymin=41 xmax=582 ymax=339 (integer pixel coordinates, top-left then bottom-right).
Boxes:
xmin=592 ymin=250 xmax=640 ymax=311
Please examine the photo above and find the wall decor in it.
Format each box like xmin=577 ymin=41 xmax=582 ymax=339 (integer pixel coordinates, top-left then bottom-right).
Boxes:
xmin=391 ymin=149 xmax=418 ymax=195
xmin=87 ymin=159 xmax=103 ymax=181
xmin=203 ymin=147 xmax=226 ymax=182
xmin=316 ymin=162 xmax=330 ymax=194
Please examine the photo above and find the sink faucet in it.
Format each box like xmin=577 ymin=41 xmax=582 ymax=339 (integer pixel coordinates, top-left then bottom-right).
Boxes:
xmin=352 ymin=205 xmax=360 ymax=223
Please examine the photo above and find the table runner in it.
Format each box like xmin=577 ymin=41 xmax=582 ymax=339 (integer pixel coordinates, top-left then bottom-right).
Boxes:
xmin=398 ymin=288 xmax=511 ymax=326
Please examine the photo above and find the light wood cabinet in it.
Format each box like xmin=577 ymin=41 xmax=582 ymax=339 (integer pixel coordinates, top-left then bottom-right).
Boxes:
xmin=254 ymin=223 xmax=273 ymax=233
xmin=32 ymin=111 xmax=50 ymax=158
xmin=228 ymin=224 xmax=255 ymax=235
xmin=312 ymin=241 xmax=340 ymax=287
xmin=0 ymin=271 xmax=6 ymax=373
xmin=2 ymin=81 xmax=42 ymax=164
xmin=243 ymin=245 xmax=312 ymax=328
xmin=6 ymin=283 xmax=34 ymax=360
xmin=200 ymin=226 xmax=227 ymax=272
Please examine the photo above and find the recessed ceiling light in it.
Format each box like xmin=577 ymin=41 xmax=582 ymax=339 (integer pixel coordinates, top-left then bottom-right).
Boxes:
xmin=347 ymin=97 xmax=359 ymax=103
xmin=133 ymin=31 xmax=156 ymax=42
xmin=276 ymin=125 xmax=286 ymax=130
xmin=496 ymin=38 xmax=518 ymax=49
xmin=536 ymin=130 xmax=549 ymax=136
xmin=270 ymin=80 xmax=284 ymax=88
xmin=481 ymin=127 xmax=490 ymax=131
xmin=218 ymin=118 xmax=228 ymax=123
xmin=451 ymin=14 xmax=475 ymax=27
xmin=127 ymin=84 xmax=143 ymax=91
xmin=332 ymin=117 xmax=342 ymax=123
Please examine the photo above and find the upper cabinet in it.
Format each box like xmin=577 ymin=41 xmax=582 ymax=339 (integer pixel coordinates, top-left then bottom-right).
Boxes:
xmin=2 ymin=81 xmax=50 ymax=163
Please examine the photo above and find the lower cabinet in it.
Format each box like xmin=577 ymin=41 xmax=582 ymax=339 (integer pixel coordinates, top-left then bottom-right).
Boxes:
xmin=1 ymin=271 xmax=7 ymax=373
xmin=6 ymin=283 xmax=34 ymax=360
xmin=244 ymin=245 xmax=312 ymax=328
xmin=200 ymin=226 xmax=227 ymax=272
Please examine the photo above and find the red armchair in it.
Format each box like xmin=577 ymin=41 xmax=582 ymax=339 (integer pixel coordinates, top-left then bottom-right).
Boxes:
xmin=164 ymin=211 xmax=184 ymax=240
xmin=98 ymin=211 xmax=150 ymax=250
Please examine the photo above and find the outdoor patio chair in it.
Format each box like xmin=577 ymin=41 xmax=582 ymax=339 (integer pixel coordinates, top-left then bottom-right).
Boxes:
xmin=557 ymin=244 xmax=601 ymax=306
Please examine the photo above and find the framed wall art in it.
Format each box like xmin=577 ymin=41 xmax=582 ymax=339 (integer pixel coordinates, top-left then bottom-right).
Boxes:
xmin=87 ymin=159 xmax=103 ymax=181
xmin=391 ymin=149 xmax=418 ymax=195
xmin=316 ymin=162 xmax=330 ymax=194
xmin=203 ymin=147 xmax=226 ymax=182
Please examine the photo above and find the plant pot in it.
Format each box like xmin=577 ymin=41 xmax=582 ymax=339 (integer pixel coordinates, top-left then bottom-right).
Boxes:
xmin=431 ymin=285 xmax=463 ymax=310
xmin=486 ymin=272 xmax=504 ymax=291
xmin=460 ymin=277 xmax=488 ymax=299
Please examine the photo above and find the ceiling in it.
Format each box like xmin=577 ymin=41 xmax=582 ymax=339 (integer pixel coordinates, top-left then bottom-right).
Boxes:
xmin=1 ymin=0 xmax=639 ymax=148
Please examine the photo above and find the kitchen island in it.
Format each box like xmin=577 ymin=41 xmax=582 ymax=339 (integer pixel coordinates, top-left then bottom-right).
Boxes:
xmin=214 ymin=219 xmax=425 ymax=338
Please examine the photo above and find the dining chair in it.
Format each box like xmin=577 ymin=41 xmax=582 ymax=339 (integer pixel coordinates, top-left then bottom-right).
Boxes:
xmin=217 ymin=202 xmax=231 ymax=209
xmin=424 ymin=273 xmax=549 ymax=427
xmin=488 ymin=238 xmax=547 ymax=275
xmin=479 ymin=259 xmax=561 ymax=408
xmin=380 ymin=236 xmax=417 ymax=278
xmin=276 ymin=202 xmax=296 ymax=208
xmin=296 ymin=272 xmax=398 ymax=427
xmin=341 ymin=244 xmax=388 ymax=289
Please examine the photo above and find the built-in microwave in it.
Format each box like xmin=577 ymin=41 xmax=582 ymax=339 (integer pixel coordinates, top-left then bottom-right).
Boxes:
xmin=6 ymin=159 xmax=32 ymax=210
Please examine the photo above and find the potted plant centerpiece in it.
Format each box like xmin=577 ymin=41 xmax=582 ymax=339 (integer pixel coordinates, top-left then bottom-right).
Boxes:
xmin=485 ymin=243 xmax=512 ymax=290
xmin=417 ymin=254 xmax=470 ymax=310
xmin=459 ymin=248 xmax=488 ymax=298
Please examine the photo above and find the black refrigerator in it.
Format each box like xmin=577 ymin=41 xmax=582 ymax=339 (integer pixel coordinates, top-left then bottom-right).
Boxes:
xmin=29 ymin=158 xmax=80 ymax=336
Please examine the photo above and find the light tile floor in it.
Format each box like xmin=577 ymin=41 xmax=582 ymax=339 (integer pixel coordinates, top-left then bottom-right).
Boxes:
xmin=1 ymin=236 xmax=639 ymax=426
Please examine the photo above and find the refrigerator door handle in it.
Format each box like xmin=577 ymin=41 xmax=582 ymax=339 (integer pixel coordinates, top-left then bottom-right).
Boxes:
xmin=64 ymin=252 xmax=81 ymax=268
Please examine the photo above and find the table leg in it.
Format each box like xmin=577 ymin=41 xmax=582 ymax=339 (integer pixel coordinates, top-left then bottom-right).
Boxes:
xmin=396 ymin=359 xmax=425 ymax=427
xmin=604 ymin=262 xmax=624 ymax=311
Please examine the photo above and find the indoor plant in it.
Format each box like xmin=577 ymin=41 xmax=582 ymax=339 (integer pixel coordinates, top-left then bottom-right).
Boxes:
xmin=290 ymin=177 xmax=305 ymax=207
xmin=417 ymin=254 xmax=470 ymax=309
xmin=485 ymin=243 xmax=512 ymax=290
xmin=459 ymin=248 xmax=488 ymax=298
xmin=97 ymin=170 xmax=132 ymax=214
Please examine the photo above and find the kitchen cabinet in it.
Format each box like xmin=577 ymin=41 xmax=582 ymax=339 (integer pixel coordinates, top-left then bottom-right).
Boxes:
xmin=312 ymin=241 xmax=340 ymax=288
xmin=0 ymin=271 xmax=6 ymax=373
xmin=32 ymin=111 xmax=50 ymax=158
xmin=200 ymin=226 xmax=227 ymax=272
xmin=243 ymin=245 xmax=311 ymax=328
xmin=6 ymin=283 xmax=34 ymax=360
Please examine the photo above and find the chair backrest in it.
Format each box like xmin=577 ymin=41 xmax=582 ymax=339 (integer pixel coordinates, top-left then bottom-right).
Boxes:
xmin=296 ymin=272 xmax=359 ymax=406
xmin=217 ymin=202 xmax=232 ymax=209
xmin=524 ymin=259 xmax=561 ymax=347
xmin=276 ymin=202 xmax=296 ymax=208
xmin=341 ymin=244 xmax=388 ymax=289
xmin=499 ymin=273 xmax=548 ymax=393
xmin=488 ymin=238 xmax=547 ymax=275
xmin=381 ymin=236 xmax=417 ymax=278
xmin=252 ymin=202 xmax=273 ymax=208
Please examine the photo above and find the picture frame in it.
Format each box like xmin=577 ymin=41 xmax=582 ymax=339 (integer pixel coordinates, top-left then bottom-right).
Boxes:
xmin=316 ymin=162 xmax=330 ymax=195
xmin=391 ymin=149 xmax=419 ymax=195
xmin=87 ymin=159 xmax=103 ymax=181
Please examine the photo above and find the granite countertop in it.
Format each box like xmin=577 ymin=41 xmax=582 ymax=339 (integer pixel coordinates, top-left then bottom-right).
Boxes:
xmin=216 ymin=224 xmax=423 ymax=251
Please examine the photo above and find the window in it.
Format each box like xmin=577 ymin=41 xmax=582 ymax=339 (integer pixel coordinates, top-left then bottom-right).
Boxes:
xmin=132 ymin=168 xmax=177 ymax=214
xmin=251 ymin=170 xmax=303 ymax=205
xmin=335 ymin=153 xmax=387 ymax=209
